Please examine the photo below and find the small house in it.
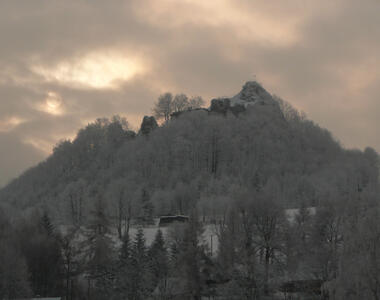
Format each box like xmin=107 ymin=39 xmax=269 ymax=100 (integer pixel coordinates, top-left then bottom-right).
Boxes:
xmin=158 ymin=215 xmax=189 ymax=227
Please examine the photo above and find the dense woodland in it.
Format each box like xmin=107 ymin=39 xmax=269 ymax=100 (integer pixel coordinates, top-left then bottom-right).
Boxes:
xmin=0 ymin=82 xmax=379 ymax=299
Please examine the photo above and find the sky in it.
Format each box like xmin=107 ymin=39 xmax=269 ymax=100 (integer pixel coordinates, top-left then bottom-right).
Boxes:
xmin=0 ymin=0 xmax=379 ymax=187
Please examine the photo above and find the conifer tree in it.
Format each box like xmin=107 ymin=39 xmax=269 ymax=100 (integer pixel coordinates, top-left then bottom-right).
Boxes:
xmin=139 ymin=188 xmax=154 ymax=225
xmin=149 ymin=229 xmax=169 ymax=294
xmin=40 ymin=211 xmax=54 ymax=236
xmin=180 ymin=211 xmax=205 ymax=300
xmin=128 ymin=228 xmax=150 ymax=300
xmin=114 ymin=233 xmax=132 ymax=299
xmin=85 ymin=197 xmax=115 ymax=300
xmin=119 ymin=233 xmax=131 ymax=264
xmin=18 ymin=212 xmax=64 ymax=297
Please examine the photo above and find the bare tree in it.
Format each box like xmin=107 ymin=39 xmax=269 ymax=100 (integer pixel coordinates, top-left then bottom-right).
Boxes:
xmin=62 ymin=179 xmax=87 ymax=227
xmin=172 ymin=94 xmax=189 ymax=112
xmin=189 ymin=96 xmax=205 ymax=108
xmin=251 ymin=196 xmax=285 ymax=296
xmin=153 ymin=93 xmax=203 ymax=122
xmin=153 ymin=92 xmax=173 ymax=121
xmin=60 ymin=229 xmax=83 ymax=300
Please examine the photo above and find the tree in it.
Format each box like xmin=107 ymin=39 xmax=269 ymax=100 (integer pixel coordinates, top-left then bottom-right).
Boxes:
xmin=62 ymin=179 xmax=87 ymax=227
xmin=120 ymin=233 xmax=132 ymax=264
xmin=40 ymin=211 xmax=55 ymax=236
xmin=251 ymin=193 xmax=285 ymax=295
xmin=152 ymin=93 xmax=203 ymax=122
xmin=153 ymin=92 xmax=173 ymax=121
xmin=85 ymin=197 xmax=115 ymax=300
xmin=172 ymin=94 xmax=189 ymax=112
xmin=216 ymin=206 xmax=238 ymax=273
xmin=128 ymin=228 xmax=151 ymax=300
xmin=284 ymin=203 xmax=314 ymax=277
xmin=0 ymin=241 xmax=32 ymax=299
xmin=189 ymin=96 xmax=205 ymax=108
xmin=230 ymin=184 xmax=285 ymax=298
xmin=114 ymin=233 xmax=133 ymax=299
xmin=233 ymin=194 xmax=260 ymax=299
xmin=149 ymin=229 xmax=169 ymax=295
xmin=138 ymin=188 xmax=154 ymax=225
xmin=332 ymin=201 xmax=380 ymax=300
xmin=310 ymin=204 xmax=342 ymax=282
xmin=173 ymin=211 xmax=205 ymax=300
xmin=16 ymin=212 xmax=64 ymax=297
xmin=60 ymin=228 xmax=84 ymax=300
xmin=107 ymin=179 xmax=132 ymax=239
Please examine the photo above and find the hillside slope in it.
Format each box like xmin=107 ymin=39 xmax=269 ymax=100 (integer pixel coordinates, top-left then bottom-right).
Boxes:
xmin=0 ymin=82 xmax=378 ymax=224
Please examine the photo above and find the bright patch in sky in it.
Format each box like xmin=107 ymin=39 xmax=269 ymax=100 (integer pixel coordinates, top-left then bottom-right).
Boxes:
xmin=0 ymin=117 xmax=25 ymax=132
xmin=33 ymin=52 xmax=144 ymax=89
xmin=24 ymin=137 xmax=56 ymax=155
xmin=38 ymin=92 xmax=64 ymax=116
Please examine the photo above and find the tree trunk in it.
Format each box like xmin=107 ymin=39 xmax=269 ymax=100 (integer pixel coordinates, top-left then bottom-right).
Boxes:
xmin=66 ymin=260 xmax=70 ymax=300
xmin=264 ymin=247 xmax=270 ymax=295
xmin=117 ymin=197 xmax=125 ymax=239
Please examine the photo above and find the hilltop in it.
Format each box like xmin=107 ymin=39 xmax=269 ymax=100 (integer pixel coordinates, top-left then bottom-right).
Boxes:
xmin=0 ymin=81 xmax=378 ymax=226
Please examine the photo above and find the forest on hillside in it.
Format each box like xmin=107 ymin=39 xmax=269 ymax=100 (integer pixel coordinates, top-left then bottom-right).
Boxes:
xmin=1 ymin=83 xmax=377 ymax=225
xmin=0 ymin=82 xmax=379 ymax=299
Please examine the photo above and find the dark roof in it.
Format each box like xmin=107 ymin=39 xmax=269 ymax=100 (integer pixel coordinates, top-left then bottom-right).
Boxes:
xmin=159 ymin=215 xmax=189 ymax=226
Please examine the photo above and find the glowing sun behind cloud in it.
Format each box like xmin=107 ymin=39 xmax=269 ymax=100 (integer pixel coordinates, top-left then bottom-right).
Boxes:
xmin=37 ymin=92 xmax=64 ymax=116
xmin=33 ymin=51 xmax=145 ymax=89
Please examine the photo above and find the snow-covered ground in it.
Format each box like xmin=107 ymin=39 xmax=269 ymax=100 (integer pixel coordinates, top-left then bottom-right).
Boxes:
xmin=59 ymin=207 xmax=316 ymax=257
xmin=285 ymin=207 xmax=316 ymax=223
xmin=59 ymin=221 xmax=220 ymax=256
xmin=122 ymin=222 xmax=219 ymax=255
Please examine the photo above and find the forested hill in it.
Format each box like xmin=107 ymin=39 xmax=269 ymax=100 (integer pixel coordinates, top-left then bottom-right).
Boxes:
xmin=0 ymin=81 xmax=378 ymax=224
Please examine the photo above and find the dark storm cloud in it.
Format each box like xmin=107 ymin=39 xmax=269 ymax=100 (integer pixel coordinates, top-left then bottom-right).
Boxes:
xmin=0 ymin=0 xmax=379 ymax=185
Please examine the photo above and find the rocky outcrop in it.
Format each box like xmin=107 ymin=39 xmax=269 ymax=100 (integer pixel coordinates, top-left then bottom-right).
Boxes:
xmin=208 ymin=81 xmax=281 ymax=117
xmin=210 ymin=98 xmax=231 ymax=114
xmin=230 ymin=103 xmax=246 ymax=115
xmin=230 ymin=81 xmax=278 ymax=108
xmin=172 ymin=81 xmax=282 ymax=119
xmin=140 ymin=116 xmax=158 ymax=135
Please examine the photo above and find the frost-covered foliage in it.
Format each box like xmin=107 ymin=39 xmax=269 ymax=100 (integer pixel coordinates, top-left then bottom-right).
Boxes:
xmin=1 ymin=83 xmax=378 ymax=226
xmin=0 ymin=82 xmax=379 ymax=299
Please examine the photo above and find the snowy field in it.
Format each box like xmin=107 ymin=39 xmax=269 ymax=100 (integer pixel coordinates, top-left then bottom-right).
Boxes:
xmin=59 ymin=207 xmax=316 ymax=257
xmin=59 ymin=221 xmax=220 ymax=256
xmin=115 ymin=222 xmax=219 ymax=256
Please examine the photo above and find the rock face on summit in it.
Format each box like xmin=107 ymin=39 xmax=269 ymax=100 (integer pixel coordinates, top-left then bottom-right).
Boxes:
xmin=140 ymin=116 xmax=158 ymax=135
xmin=209 ymin=81 xmax=281 ymax=116
xmin=230 ymin=81 xmax=277 ymax=107
xmin=210 ymin=98 xmax=231 ymax=114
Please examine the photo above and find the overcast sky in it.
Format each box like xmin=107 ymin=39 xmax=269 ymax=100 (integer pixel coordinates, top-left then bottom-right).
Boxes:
xmin=0 ymin=0 xmax=379 ymax=187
